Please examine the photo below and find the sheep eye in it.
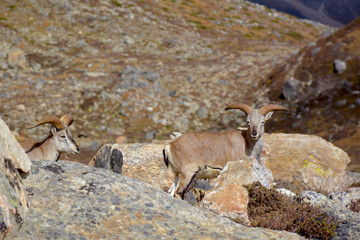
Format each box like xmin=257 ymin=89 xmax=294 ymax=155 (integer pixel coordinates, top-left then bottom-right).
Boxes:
xmin=60 ymin=135 xmax=66 ymax=139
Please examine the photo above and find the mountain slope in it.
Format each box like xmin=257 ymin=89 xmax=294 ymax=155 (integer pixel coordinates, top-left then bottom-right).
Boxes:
xmin=0 ymin=0 xmax=333 ymax=163
xmin=262 ymin=18 xmax=360 ymax=171
xmin=248 ymin=0 xmax=360 ymax=27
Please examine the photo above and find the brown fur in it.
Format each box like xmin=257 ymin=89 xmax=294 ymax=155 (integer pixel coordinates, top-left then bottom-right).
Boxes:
xmin=169 ymin=129 xmax=248 ymax=194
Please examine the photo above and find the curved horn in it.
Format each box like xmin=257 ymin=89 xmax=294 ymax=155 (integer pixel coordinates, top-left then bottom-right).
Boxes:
xmin=60 ymin=114 xmax=74 ymax=127
xmin=258 ymin=104 xmax=288 ymax=115
xmin=27 ymin=115 xmax=65 ymax=130
xmin=225 ymin=103 xmax=253 ymax=114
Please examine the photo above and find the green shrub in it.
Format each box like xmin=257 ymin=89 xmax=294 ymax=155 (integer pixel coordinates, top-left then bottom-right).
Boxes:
xmin=244 ymin=182 xmax=338 ymax=239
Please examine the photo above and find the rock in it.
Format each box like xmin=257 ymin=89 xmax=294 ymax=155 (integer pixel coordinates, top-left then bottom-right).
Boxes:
xmin=84 ymin=72 xmax=108 ymax=78
xmin=115 ymin=135 xmax=127 ymax=143
xmin=15 ymin=104 xmax=25 ymax=111
xmin=187 ymin=158 xmax=273 ymax=224
xmin=145 ymin=131 xmax=156 ymax=140
xmin=8 ymin=48 xmax=27 ymax=68
xmin=196 ymin=106 xmax=208 ymax=119
xmin=355 ymin=98 xmax=360 ymax=106
xmin=123 ymin=35 xmax=134 ymax=45
xmin=201 ymin=184 xmax=251 ymax=226
xmin=142 ymin=71 xmax=160 ymax=82
xmin=0 ymin=118 xmax=32 ymax=174
xmin=330 ymin=187 xmax=360 ymax=209
xmin=14 ymin=160 xmax=304 ymax=240
xmin=310 ymin=47 xmax=321 ymax=56
xmin=89 ymin=144 xmax=123 ymax=174
xmin=299 ymin=191 xmax=360 ymax=240
xmin=215 ymin=158 xmax=274 ymax=190
xmin=0 ymin=62 xmax=8 ymax=70
xmin=0 ymin=158 xmax=30 ymax=239
xmin=275 ymin=188 xmax=297 ymax=198
xmin=282 ymin=77 xmax=300 ymax=100
xmin=336 ymin=99 xmax=347 ymax=107
xmin=93 ymin=142 xmax=173 ymax=190
xmin=216 ymin=80 xmax=229 ymax=85
xmin=344 ymin=171 xmax=360 ymax=187
xmin=333 ymin=59 xmax=346 ymax=74
xmin=0 ymin=118 xmax=31 ymax=239
xmin=169 ymin=90 xmax=176 ymax=97
xmin=263 ymin=133 xmax=351 ymax=193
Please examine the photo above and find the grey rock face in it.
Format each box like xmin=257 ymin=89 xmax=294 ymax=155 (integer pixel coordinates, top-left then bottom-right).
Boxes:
xmin=0 ymin=118 xmax=31 ymax=238
xmin=0 ymin=158 xmax=30 ymax=239
xmin=15 ymin=160 xmax=304 ymax=240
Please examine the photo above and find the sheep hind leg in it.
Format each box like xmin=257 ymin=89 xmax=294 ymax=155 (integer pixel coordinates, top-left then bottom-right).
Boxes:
xmin=169 ymin=174 xmax=180 ymax=197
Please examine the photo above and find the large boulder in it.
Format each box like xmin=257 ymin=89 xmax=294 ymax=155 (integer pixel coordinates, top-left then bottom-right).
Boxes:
xmin=91 ymin=142 xmax=173 ymax=191
xmin=92 ymin=142 xmax=275 ymax=226
xmin=198 ymin=158 xmax=273 ymax=225
xmin=15 ymin=160 xmax=304 ymax=240
xmin=0 ymin=118 xmax=31 ymax=239
xmin=93 ymin=134 xmax=354 ymax=194
xmin=0 ymin=118 xmax=32 ymax=174
xmin=201 ymin=184 xmax=251 ymax=226
xmin=263 ymin=133 xmax=351 ymax=192
xmin=91 ymin=133 xmax=355 ymax=228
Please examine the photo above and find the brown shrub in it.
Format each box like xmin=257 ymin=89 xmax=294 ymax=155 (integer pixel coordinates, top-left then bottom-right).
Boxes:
xmin=244 ymin=182 xmax=338 ymax=239
xmin=349 ymin=199 xmax=360 ymax=213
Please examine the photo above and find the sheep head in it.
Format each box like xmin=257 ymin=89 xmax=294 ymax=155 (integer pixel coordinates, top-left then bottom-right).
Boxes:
xmin=225 ymin=103 xmax=288 ymax=140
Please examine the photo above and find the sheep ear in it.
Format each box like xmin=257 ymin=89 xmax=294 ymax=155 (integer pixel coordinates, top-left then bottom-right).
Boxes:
xmin=50 ymin=126 xmax=58 ymax=135
xmin=265 ymin=111 xmax=273 ymax=121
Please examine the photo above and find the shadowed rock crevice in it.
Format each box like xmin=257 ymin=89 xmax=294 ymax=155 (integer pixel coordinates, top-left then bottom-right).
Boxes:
xmin=90 ymin=144 xmax=123 ymax=174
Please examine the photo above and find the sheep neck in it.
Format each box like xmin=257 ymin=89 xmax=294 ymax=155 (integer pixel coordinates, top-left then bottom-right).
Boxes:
xmin=244 ymin=131 xmax=264 ymax=161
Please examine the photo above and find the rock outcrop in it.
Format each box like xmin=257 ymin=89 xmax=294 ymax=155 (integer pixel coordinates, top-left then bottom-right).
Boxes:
xmin=93 ymin=133 xmax=354 ymax=194
xmin=91 ymin=133 xmax=356 ymax=226
xmin=299 ymin=191 xmax=360 ymax=240
xmin=0 ymin=118 xmax=31 ymax=239
xmin=263 ymin=133 xmax=352 ymax=192
xmin=14 ymin=160 xmax=304 ymax=240
xmin=196 ymin=158 xmax=273 ymax=225
xmin=0 ymin=118 xmax=32 ymax=174
xmin=91 ymin=142 xmax=173 ymax=191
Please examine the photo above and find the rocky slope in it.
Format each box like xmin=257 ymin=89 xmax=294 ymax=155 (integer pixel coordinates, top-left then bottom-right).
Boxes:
xmin=4 ymin=0 xmax=359 ymax=173
xmin=0 ymin=2 xmax=328 ymax=134
xmin=262 ymin=18 xmax=360 ymax=171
